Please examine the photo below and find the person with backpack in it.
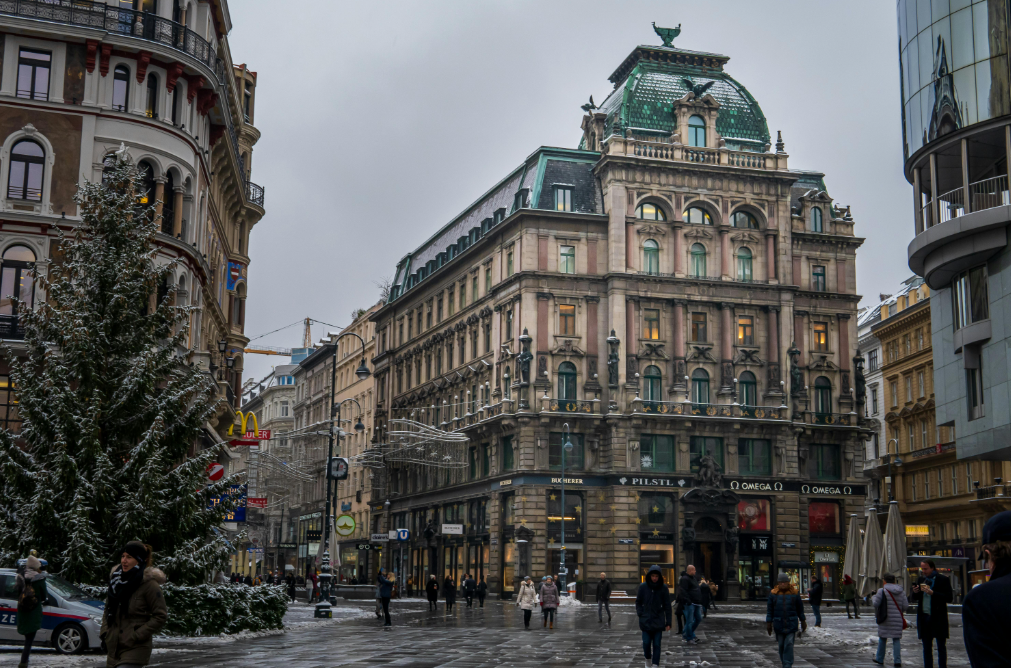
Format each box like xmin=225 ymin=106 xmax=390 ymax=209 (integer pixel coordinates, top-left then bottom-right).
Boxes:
xmin=15 ymin=555 xmax=46 ymax=668
xmin=101 ymin=541 xmax=167 ymax=668
xmin=872 ymin=573 xmax=909 ymax=666
xmin=766 ymin=573 xmax=807 ymax=668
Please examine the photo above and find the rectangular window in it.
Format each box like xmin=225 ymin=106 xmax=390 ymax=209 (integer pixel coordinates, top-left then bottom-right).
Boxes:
xmin=426 ymin=308 xmax=432 ymax=329
xmin=689 ymin=436 xmax=723 ymax=472
xmin=905 ymin=376 xmax=913 ymax=402
xmin=280 ymin=400 xmax=289 ymax=417
xmin=808 ymin=501 xmax=840 ymax=534
xmin=812 ymin=265 xmax=826 ymax=292
xmin=868 ymin=349 xmax=878 ymax=371
xmin=638 ymin=434 xmax=675 ymax=472
xmin=813 ymin=322 xmax=828 ymax=351
xmin=459 ymin=283 xmax=466 ymax=309
xmin=472 ymin=276 xmax=478 ymax=302
xmin=890 ymin=380 xmax=898 ymax=407
xmin=911 ymin=473 xmax=917 ymax=501
xmin=952 ymin=265 xmax=989 ymax=329
xmin=484 ymin=324 xmax=491 ymax=353
xmin=469 ymin=446 xmax=477 ymax=480
xmin=738 ymin=439 xmax=772 ymax=475
xmin=448 ymin=291 xmax=455 ymax=316
xmin=904 ymin=334 xmax=911 ymax=355
xmin=644 ymin=309 xmax=660 ymax=340
xmin=559 ymin=304 xmax=576 ymax=336
xmin=691 ymin=312 xmax=707 ymax=342
xmin=548 ymin=432 xmax=585 ymax=470
xmin=967 ymin=364 xmax=985 ymax=420
xmin=505 ymin=310 xmax=513 ymax=341
xmin=809 ymin=443 xmax=841 ymax=480
xmin=472 ymin=331 xmax=478 ymax=358
xmin=871 ymin=388 xmax=878 ymax=414
xmin=559 ymin=245 xmax=575 ymax=274
xmin=918 ymin=371 xmax=925 ymax=398
xmin=937 ymin=468 xmax=944 ymax=497
xmin=16 ymin=49 xmax=51 ymax=101
xmin=952 ymin=465 xmax=958 ymax=495
xmin=485 ymin=266 xmax=492 ymax=293
xmin=554 ymin=186 xmax=573 ymax=212
xmin=908 ymin=423 xmax=915 ymax=449
xmin=437 ymin=298 xmax=443 ymax=323
xmin=921 ymin=419 xmax=929 ymax=448
xmin=502 ymin=435 xmax=514 ymax=471
xmin=925 ymin=471 xmax=931 ymax=499
xmin=917 ymin=328 xmax=924 ymax=350
xmin=481 ymin=443 xmax=490 ymax=477
xmin=407 ymin=319 xmax=412 ymax=340
xmin=969 ymin=518 xmax=977 ymax=539
xmin=506 ymin=251 xmax=514 ymax=276
xmin=737 ymin=316 xmax=754 ymax=346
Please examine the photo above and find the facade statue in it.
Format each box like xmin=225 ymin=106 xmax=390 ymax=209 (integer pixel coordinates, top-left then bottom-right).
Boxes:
xmin=681 ymin=521 xmax=696 ymax=548
xmin=853 ymin=350 xmax=867 ymax=407
xmin=695 ymin=454 xmax=723 ymax=488
xmin=725 ymin=526 xmax=740 ymax=555
xmin=607 ymin=330 xmax=620 ymax=387
xmin=788 ymin=342 xmax=803 ymax=397
xmin=517 ymin=328 xmax=533 ymax=384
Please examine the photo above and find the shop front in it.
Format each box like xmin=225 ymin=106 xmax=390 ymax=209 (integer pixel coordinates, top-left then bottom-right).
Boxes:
xmin=736 ymin=498 xmax=773 ymax=600
xmin=808 ymin=500 xmax=844 ymax=598
xmin=337 ymin=541 xmax=366 ymax=583
xmin=547 ymin=489 xmax=584 ymax=594
xmin=638 ymin=492 xmax=678 ymax=586
xmin=296 ymin=510 xmax=323 ymax=579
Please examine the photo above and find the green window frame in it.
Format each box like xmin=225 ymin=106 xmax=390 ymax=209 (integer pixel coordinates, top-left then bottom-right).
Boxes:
xmin=644 ymin=308 xmax=660 ymax=340
xmin=814 ymin=376 xmax=832 ymax=415
xmin=688 ymin=115 xmax=706 ymax=147
xmin=691 ymin=368 xmax=710 ymax=405
xmin=643 ymin=239 xmax=660 ymax=275
xmin=738 ymin=438 xmax=771 ymax=475
xmin=691 ymin=243 xmax=707 ymax=277
xmin=636 ymin=203 xmax=666 ymax=220
xmin=737 ymin=247 xmax=753 ymax=281
xmin=560 ymin=245 xmax=575 ymax=274
xmin=811 ymin=207 xmax=823 ymax=232
xmin=559 ymin=304 xmax=575 ymax=336
xmin=502 ymin=435 xmax=514 ymax=471
xmin=689 ymin=436 xmax=723 ymax=472
xmin=812 ymin=265 xmax=826 ymax=292
xmin=682 ymin=207 xmax=713 ymax=225
xmin=738 ymin=370 xmax=757 ymax=406
xmin=643 ymin=365 xmax=662 ymax=402
xmin=557 ymin=361 xmax=577 ymax=400
xmin=481 ymin=443 xmax=490 ymax=477
xmin=639 ymin=434 xmax=675 ymax=472
xmin=554 ymin=186 xmax=573 ymax=212
xmin=549 ymin=432 xmax=585 ymax=470
xmin=639 ymin=493 xmax=675 ymax=527
xmin=809 ymin=443 xmax=841 ymax=480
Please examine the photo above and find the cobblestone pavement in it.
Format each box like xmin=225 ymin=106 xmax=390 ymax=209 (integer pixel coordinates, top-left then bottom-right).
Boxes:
xmin=0 ymin=599 xmax=972 ymax=667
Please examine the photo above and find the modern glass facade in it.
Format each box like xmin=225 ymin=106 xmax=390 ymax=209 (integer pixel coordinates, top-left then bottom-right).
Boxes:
xmin=898 ymin=0 xmax=1010 ymax=159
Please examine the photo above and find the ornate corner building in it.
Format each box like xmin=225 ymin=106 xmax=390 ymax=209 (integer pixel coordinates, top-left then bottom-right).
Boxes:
xmin=0 ymin=0 xmax=264 ymax=437
xmin=369 ymin=29 xmax=868 ymax=601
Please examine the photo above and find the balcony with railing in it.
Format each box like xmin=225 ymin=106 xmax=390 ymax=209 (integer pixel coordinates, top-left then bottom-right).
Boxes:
xmin=975 ymin=481 xmax=1009 ymax=501
xmin=632 ymin=399 xmax=789 ymax=421
xmin=544 ymin=398 xmax=599 ymax=414
xmin=802 ymin=411 xmax=859 ymax=427
xmin=607 ymin=133 xmax=788 ymax=171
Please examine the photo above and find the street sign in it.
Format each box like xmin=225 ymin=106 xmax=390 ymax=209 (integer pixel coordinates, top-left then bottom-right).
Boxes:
xmin=395 ymin=528 xmax=410 ymax=541
xmin=206 ymin=462 xmax=225 ymax=482
xmin=247 ymin=497 xmax=267 ymax=509
xmin=335 ymin=514 xmax=356 ymax=536
xmin=277 ymin=542 xmax=296 ymax=549
xmin=370 ymin=533 xmax=390 ymax=542
xmin=442 ymin=523 xmax=463 ymax=535
xmin=327 ymin=457 xmax=349 ymax=480
xmin=618 ymin=538 xmax=634 ymax=545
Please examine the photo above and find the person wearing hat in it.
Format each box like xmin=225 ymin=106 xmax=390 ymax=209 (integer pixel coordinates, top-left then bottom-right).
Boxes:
xmin=911 ymin=558 xmax=953 ymax=668
xmin=15 ymin=554 xmax=47 ymax=668
xmin=636 ymin=565 xmax=673 ymax=668
xmin=766 ymin=572 xmax=807 ymax=668
xmin=515 ymin=576 xmax=537 ymax=629
xmin=101 ymin=541 xmax=167 ymax=668
xmin=962 ymin=510 xmax=1011 ymax=667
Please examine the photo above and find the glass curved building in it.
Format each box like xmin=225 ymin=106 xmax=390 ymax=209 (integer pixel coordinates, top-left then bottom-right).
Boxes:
xmin=900 ymin=0 xmax=1011 ymax=464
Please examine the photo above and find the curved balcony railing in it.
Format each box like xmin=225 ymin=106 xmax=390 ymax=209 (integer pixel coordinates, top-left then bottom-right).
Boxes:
xmin=633 ymin=399 xmax=788 ymax=420
xmin=921 ymin=175 xmax=1009 ymax=231
xmin=546 ymin=398 xmax=598 ymax=414
xmin=245 ymin=181 xmax=265 ymax=207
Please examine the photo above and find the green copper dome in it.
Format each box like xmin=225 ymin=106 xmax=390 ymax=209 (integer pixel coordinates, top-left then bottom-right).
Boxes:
xmin=598 ymin=44 xmax=771 ymax=151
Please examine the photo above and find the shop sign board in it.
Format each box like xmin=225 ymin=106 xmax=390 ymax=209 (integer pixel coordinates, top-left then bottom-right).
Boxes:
xmin=442 ymin=523 xmax=464 ymax=535
xmin=299 ymin=511 xmax=322 ymax=521
xmin=814 ymin=551 xmax=840 ymax=563
xmin=618 ymin=538 xmax=635 ymax=545
xmin=277 ymin=542 xmax=297 ymax=549
xmin=247 ymin=497 xmax=267 ymax=509
xmin=370 ymin=533 xmax=390 ymax=542
xmin=356 ymin=543 xmax=373 ymax=551
xmin=906 ymin=525 xmax=930 ymax=537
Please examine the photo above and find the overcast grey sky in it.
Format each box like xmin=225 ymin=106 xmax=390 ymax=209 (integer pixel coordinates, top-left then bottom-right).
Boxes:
xmin=231 ymin=0 xmax=908 ymax=384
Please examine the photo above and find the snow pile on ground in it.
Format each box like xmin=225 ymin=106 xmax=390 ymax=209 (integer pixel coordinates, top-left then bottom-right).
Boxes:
xmin=558 ymin=595 xmax=583 ymax=607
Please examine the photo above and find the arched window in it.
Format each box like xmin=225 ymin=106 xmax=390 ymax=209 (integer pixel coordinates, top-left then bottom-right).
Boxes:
xmin=177 ymin=275 xmax=188 ymax=307
xmin=732 ymin=211 xmax=758 ymax=229
xmin=738 ymin=370 xmax=757 ymax=406
xmin=112 ymin=65 xmax=130 ymax=112
xmin=682 ymin=207 xmax=713 ymax=225
xmin=558 ymin=361 xmax=577 ymax=401
xmin=811 ymin=207 xmax=823 ymax=232
xmin=636 ymin=203 xmax=666 ymax=221
xmin=814 ymin=376 xmax=832 ymax=415
xmin=643 ymin=239 xmax=659 ymax=275
xmin=737 ymin=247 xmax=753 ymax=282
xmin=688 ymin=115 xmax=706 ymax=147
xmin=138 ymin=161 xmax=156 ymax=206
xmin=690 ymin=243 xmax=707 ymax=278
xmin=145 ymin=73 xmax=158 ymax=118
xmin=691 ymin=368 xmax=710 ymax=405
xmin=0 ymin=245 xmax=36 ymax=317
xmin=643 ymin=365 xmax=662 ymax=402
xmin=7 ymin=140 xmax=44 ymax=202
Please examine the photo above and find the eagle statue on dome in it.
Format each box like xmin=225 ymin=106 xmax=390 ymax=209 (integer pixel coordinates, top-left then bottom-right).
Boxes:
xmin=682 ymin=77 xmax=715 ymax=100
xmin=652 ymin=22 xmax=681 ymax=47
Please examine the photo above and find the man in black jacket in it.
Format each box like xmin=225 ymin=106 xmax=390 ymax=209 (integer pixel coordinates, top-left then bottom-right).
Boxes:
xmin=678 ymin=565 xmax=703 ymax=644
xmin=596 ymin=572 xmax=612 ymax=622
xmin=807 ymin=575 xmax=823 ymax=627
xmin=463 ymin=573 xmax=476 ymax=607
xmin=912 ymin=559 xmax=953 ymax=668
xmin=636 ymin=565 xmax=672 ymax=667
xmin=962 ymin=511 xmax=1011 ymax=668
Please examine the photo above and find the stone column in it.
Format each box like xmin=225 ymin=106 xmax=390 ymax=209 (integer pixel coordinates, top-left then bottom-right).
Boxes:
xmin=765 ymin=232 xmax=777 ymax=281
xmin=672 ymin=222 xmax=684 ymax=276
xmin=672 ymin=299 xmax=686 ymax=392
xmin=838 ymin=313 xmax=851 ymax=398
xmin=720 ymin=303 xmax=733 ymax=393
xmin=766 ymin=306 xmax=781 ymax=396
xmin=153 ymin=178 xmax=165 ymax=224
xmin=172 ymin=188 xmax=184 ymax=237
xmin=720 ymin=227 xmax=730 ymax=279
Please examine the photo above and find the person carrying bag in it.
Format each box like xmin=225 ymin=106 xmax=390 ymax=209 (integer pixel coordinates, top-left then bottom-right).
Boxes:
xmin=872 ymin=573 xmax=909 ymax=667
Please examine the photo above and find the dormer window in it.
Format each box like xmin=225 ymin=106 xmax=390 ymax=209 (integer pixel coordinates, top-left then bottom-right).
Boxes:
xmin=636 ymin=203 xmax=666 ymax=221
xmin=811 ymin=207 xmax=823 ymax=232
xmin=554 ymin=186 xmax=573 ymax=212
xmin=688 ymin=115 xmax=706 ymax=148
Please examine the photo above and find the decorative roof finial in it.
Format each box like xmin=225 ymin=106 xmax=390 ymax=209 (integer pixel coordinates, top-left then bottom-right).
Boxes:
xmin=775 ymin=130 xmax=785 ymax=154
xmin=652 ymin=22 xmax=681 ymax=48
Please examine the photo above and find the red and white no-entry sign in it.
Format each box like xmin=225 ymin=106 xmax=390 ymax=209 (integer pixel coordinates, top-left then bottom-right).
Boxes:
xmin=206 ymin=462 xmax=225 ymax=482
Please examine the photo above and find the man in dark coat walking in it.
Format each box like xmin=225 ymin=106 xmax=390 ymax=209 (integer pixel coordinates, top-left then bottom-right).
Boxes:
xmin=962 ymin=511 xmax=1011 ymax=668
xmin=807 ymin=575 xmax=823 ymax=627
xmin=476 ymin=577 xmax=487 ymax=607
xmin=636 ymin=565 xmax=672 ymax=667
xmin=912 ymin=559 xmax=953 ymax=668
xmin=463 ymin=573 xmax=476 ymax=607
xmin=767 ymin=573 xmax=807 ymax=668
xmin=596 ymin=572 xmax=613 ymax=622
xmin=700 ymin=578 xmax=712 ymax=618
xmin=425 ymin=574 xmax=440 ymax=611
xmin=678 ymin=565 xmax=703 ymax=644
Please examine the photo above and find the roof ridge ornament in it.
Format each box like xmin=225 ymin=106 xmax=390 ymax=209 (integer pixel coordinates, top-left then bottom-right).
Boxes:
xmin=652 ymin=22 xmax=681 ymax=48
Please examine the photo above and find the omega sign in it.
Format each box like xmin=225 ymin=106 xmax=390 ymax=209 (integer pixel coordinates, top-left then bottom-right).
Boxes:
xmin=801 ymin=484 xmax=854 ymax=495
xmin=730 ymin=481 xmax=784 ymax=492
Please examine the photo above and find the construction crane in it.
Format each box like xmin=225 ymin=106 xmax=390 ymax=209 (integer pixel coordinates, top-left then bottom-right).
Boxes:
xmin=243 ymin=318 xmax=313 ymax=356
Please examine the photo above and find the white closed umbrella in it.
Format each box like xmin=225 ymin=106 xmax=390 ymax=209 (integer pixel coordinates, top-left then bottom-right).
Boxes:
xmin=859 ymin=506 xmax=884 ymax=597
xmin=843 ymin=513 xmax=862 ymax=584
xmin=879 ymin=500 xmax=910 ymax=593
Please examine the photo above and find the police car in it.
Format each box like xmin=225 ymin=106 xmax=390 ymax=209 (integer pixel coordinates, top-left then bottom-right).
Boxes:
xmin=0 ymin=568 xmax=104 ymax=654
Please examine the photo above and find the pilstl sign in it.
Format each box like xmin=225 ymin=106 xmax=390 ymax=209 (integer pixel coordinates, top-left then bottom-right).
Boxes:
xmin=227 ymin=411 xmax=271 ymax=445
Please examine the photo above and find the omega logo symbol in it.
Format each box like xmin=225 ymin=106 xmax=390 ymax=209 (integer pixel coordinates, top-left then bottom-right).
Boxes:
xmin=730 ymin=481 xmax=739 ymax=490
xmin=774 ymin=482 xmax=783 ymax=491
xmin=801 ymin=485 xmax=810 ymax=494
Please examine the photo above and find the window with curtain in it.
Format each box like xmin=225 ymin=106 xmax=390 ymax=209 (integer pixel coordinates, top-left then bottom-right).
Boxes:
xmin=549 ymin=432 xmax=585 ymax=470
xmin=6 ymin=141 xmax=45 ymax=202
xmin=636 ymin=203 xmax=666 ymax=220
xmin=644 ymin=308 xmax=660 ymax=340
xmin=732 ymin=211 xmax=758 ymax=229
xmin=736 ymin=247 xmax=753 ymax=281
xmin=808 ymin=501 xmax=840 ymax=534
xmin=691 ymin=368 xmax=710 ymax=405
xmin=557 ymin=361 xmax=577 ymax=400
xmin=738 ymin=370 xmax=757 ymax=406
xmin=691 ymin=312 xmax=707 ymax=341
xmin=643 ymin=239 xmax=659 ymax=275
xmin=643 ymin=365 xmax=662 ymax=402
xmin=814 ymin=376 xmax=832 ymax=415
xmin=690 ymin=244 xmax=707 ymax=277
xmin=559 ymin=304 xmax=575 ymax=336
xmin=559 ymin=245 xmax=575 ymax=274
xmin=811 ymin=207 xmax=823 ymax=232
xmin=738 ymin=438 xmax=771 ymax=475
xmin=639 ymin=434 xmax=675 ymax=472
xmin=689 ymin=436 xmax=723 ymax=471
xmin=683 ymin=207 xmax=713 ymax=225
xmin=813 ymin=322 xmax=828 ymax=351
xmin=688 ymin=115 xmax=706 ymax=147
xmin=737 ymin=316 xmax=754 ymax=346
xmin=112 ymin=65 xmax=130 ymax=111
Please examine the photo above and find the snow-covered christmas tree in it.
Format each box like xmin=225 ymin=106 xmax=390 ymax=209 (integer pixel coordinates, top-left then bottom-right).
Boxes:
xmin=0 ymin=154 xmax=237 ymax=584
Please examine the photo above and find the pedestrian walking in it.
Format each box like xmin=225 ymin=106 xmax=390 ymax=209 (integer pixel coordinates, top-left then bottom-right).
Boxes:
xmin=673 ymin=571 xmax=685 ymax=635
xmin=286 ymin=573 xmax=296 ymax=603
xmin=516 ymin=575 xmax=537 ymax=629
xmin=678 ymin=565 xmax=703 ymax=644
xmin=477 ymin=577 xmax=487 ymax=607
xmin=872 ymin=573 xmax=908 ymax=666
xmin=464 ymin=573 xmax=476 ymax=607
xmin=426 ymin=574 xmax=440 ymax=611
xmin=635 ymin=565 xmax=672 ymax=668
xmin=912 ymin=559 xmax=953 ymax=668
xmin=540 ymin=576 xmax=559 ymax=629
xmin=766 ymin=572 xmax=807 ymax=668
xmin=709 ymin=582 xmax=719 ymax=611
xmin=101 ymin=542 xmax=167 ymax=668
xmin=807 ymin=575 xmax=823 ymax=627
xmin=442 ymin=575 xmax=457 ymax=613
xmin=14 ymin=554 xmax=46 ymax=668
xmin=962 ymin=510 xmax=1011 ymax=667
xmin=406 ymin=575 xmax=414 ymax=598
xmin=596 ymin=571 xmax=612 ymax=623
xmin=840 ymin=574 xmax=859 ymax=619
xmin=243 ymin=573 xmax=252 ymax=586
xmin=700 ymin=578 xmax=712 ymax=618
xmin=376 ymin=567 xmax=394 ymax=626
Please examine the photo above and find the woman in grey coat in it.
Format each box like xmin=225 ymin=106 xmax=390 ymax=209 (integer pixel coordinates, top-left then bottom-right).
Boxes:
xmin=539 ymin=577 xmax=560 ymax=629
xmin=871 ymin=573 xmax=909 ymax=666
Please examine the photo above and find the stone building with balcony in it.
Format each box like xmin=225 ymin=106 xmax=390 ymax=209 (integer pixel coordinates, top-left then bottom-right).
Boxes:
xmin=0 ymin=0 xmax=265 ymax=440
xmin=369 ymin=28 xmax=869 ymax=602
xmin=900 ymin=0 xmax=1011 ymax=468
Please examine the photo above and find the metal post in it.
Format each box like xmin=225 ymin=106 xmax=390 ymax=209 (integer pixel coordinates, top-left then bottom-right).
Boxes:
xmin=559 ymin=423 xmax=572 ymax=596
xmin=319 ymin=342 xmax=338 ymax=607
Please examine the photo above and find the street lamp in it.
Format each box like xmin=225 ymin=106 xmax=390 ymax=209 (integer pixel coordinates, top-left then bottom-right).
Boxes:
xmin=882 ymin=440 xmax=903 ymax=502
xmin=559 ymin=422 xmax=574 ymax=596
